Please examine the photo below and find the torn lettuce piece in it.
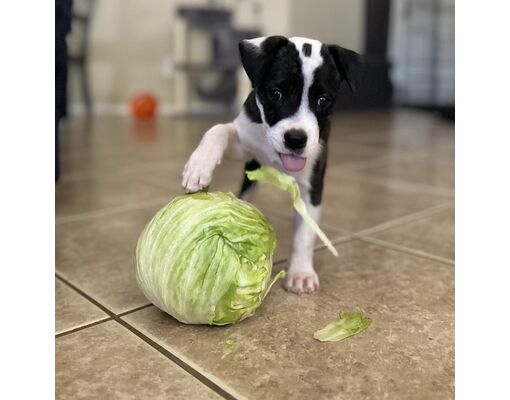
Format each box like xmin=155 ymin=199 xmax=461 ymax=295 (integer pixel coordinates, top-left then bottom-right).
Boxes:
xmin=263 ymin=270 xmax=286 ymax=300
xmin=246 ymin=166 xmax=338 ymax=256
xmin=313 ymin=311 xmax=371 ymax=342
xmin=221 ymin=338 xmax=236 ymax=359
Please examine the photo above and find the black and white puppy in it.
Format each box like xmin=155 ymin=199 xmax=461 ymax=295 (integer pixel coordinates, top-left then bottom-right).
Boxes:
xmin=182 ymin=36 xmax=363 ymax=294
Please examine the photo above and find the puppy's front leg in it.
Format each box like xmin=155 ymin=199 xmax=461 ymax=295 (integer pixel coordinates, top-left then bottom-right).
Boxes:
xmin=182 ymin=123 xmax=242 ymax=193
xmin=285 ymin=197 xmax=321 ymax=294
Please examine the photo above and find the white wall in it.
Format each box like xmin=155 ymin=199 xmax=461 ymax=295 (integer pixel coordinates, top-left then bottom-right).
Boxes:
xmin=290 ymin=0 xmax=364 ymax=51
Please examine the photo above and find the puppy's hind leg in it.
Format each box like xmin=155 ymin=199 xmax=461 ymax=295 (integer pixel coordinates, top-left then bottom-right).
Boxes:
xmin=238 ymin=159 xmax=260 ymax=202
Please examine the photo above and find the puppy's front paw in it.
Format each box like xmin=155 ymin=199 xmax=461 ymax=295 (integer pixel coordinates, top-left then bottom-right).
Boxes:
xmin=181 ymin=152 xmax=216 ymax=193
xmin=284 ymin=268 xmax=319 ymax=294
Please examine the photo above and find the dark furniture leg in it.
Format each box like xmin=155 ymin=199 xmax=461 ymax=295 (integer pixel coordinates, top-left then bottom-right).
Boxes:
xmin=55 ymin=0 xmax=72 ymax=181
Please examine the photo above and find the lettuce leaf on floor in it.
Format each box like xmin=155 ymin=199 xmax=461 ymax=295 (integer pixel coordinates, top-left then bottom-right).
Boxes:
xmin=313 ymin=311 xmax=371 ymax=342
xmin=221 ymin=338 xmax=236 ymax=359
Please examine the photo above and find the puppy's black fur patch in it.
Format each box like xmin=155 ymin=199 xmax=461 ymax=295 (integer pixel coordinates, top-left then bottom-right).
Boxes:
xmin=239 ymin=159 xmax=261 ymax=198
xmin=310 ymin=144 xmax=328 ymax=206
xmin=256 ymin=44 xmax=304 ymax=127
xmin=327 ymin=44 xmax=365 ymax=92
xmin=243 ymin=91 xmax=262 ymax=124
xmin=302 ymin=43 xmax=312 ymax=57
xmin=239 ymin=36 xmax=289 ymax=87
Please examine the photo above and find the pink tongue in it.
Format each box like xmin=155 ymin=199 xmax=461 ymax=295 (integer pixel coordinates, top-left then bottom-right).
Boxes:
xmin=279 ymin=153 xmax=306 ymax=172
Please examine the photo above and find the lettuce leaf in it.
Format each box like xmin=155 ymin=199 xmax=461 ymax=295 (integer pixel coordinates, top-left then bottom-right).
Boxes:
xmin=313 ymin=311 xmax=371 ymax=342
xmin=246 ymin=166 xmax=338 ymax=256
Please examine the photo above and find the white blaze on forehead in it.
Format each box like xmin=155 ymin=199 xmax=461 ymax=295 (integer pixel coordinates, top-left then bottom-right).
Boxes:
xmin=288 ymin=37 xmax=323 ymax=116
xmin=289 ymin=37 xmax=324 ymax=80
xmin=284 ymin=37 xmax=324 ymax=149
xmin=245 ymin=36 xmax=267 ymax=48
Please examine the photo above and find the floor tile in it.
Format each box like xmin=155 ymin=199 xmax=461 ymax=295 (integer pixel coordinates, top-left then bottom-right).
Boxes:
xmin=350 ymin=158 xmax=454 ymax=191
xmin=56 ymin=204 xmax=165 ymax=313
xmin=330 ymin=110 xmax=432 ymax=136
xmin=123 ymin=240 xmax=454 ymax=400
xmin=329 ymin=111 xmax=454 ymax=161
xmin=55 ymin=174 xmax=172 ymax=219
xmin=55 ymin=279 xmax=108 ymax=335
xmin=60 ymin=116 xmax=220 ymax=155
xmin=59 ymin=116 xmax=222 ymax=181
xmin=325 ymin=142 xmax=392 ymax=170
xmin=60 ymin=153 xmax=180 ymax=181
xmin=56 ymin=320 xmax=221 ymax=399
xmin=367 ymin=207 xmax=455 ymax=261
xmin=57 ymin=258 xmax=149 ymax=315
xmin=248 ymin=174 xmax=451 ymax=232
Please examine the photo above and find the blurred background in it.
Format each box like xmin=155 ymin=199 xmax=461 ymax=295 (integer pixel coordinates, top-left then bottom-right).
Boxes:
xmin=57 ymin=0 xmax=454 ymax=121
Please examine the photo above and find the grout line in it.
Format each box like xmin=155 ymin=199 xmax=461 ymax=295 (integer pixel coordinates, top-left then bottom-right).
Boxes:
xmin=56 ymin=197 xmax=171 ymax=224
xmin=56 ymin=317 xmax=113 ymax=338
xmin=59 ymin=160 xmax=184 ymax=183
xmin=330 ymin=235 xmax=356 ymax=246
xmin=55 ymin=302 xmax=154 ymax=338
xmin=336 ymin=171 xmax=454 ymax=197
xmin=259 ymin=234 xmax=355 ymax=271
xmin=335 ymin=157 xmax=395 ymax=172
xmin=321 ymin=222 xmax=353 ymax=235
xmin=357 ymin=236 xmax=455 ymax=266
xmin=256 ymin=207 xmax=293 ymax=221
xmin=355 ymin=201 xmax=454 ymax=237
xmin=261 ymin=207 xmax=352 ymax=237
xmin=117 ymin=303 xmax=153 ymax=317
xmin=328 ymin=151 xmax=428 ymax=173
xmin=329 ymin=141 xmax=387 ymax=154
xmin=314 ymin=235 xmax=455 ymax=267
xmin=55 ymin=273 xmax=240 ymax=400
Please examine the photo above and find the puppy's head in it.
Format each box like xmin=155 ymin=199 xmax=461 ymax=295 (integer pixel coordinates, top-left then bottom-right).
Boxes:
xmin=239 ymin=36 xmax=364 ymax=172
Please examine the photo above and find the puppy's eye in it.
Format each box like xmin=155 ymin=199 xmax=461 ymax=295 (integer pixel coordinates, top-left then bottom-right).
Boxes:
xmin=317 ymin=96 xmax=330 ymax=108
xmin=269 ymin=89 xmax=283 ymax=102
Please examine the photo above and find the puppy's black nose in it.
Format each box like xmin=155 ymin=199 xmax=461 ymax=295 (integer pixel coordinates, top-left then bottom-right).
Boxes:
xmin=284 ymin=129 xmax=307 ymax=151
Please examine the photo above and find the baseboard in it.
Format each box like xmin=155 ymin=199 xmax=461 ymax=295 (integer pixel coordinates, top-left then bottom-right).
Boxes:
xmin=68 ymin=102 xmax=238 ymax=117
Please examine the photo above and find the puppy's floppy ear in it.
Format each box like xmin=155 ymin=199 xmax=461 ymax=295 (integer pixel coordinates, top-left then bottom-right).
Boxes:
xmin=327 ymin=45 xmax=365 ymax=92
xmin=239 ymin=36 xmax=289 ymax=87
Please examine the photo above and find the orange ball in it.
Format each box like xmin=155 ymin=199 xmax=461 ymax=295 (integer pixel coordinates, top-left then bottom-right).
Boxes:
xmin=130 ymin=92 xmax=158 ymax=119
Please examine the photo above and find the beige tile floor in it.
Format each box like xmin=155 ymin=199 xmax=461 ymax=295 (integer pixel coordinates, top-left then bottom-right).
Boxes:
xmin=56 ymin=110 xmax=454 ymax=399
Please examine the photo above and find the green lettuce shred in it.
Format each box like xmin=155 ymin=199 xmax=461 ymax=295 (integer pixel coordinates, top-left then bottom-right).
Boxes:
xmin=313 ymin=311 xmax=371 ymax=342
xmin=246 ymin=166 xmax=338 ymax=256
xmin=221 ymin=338 xmax=236 ymax=359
